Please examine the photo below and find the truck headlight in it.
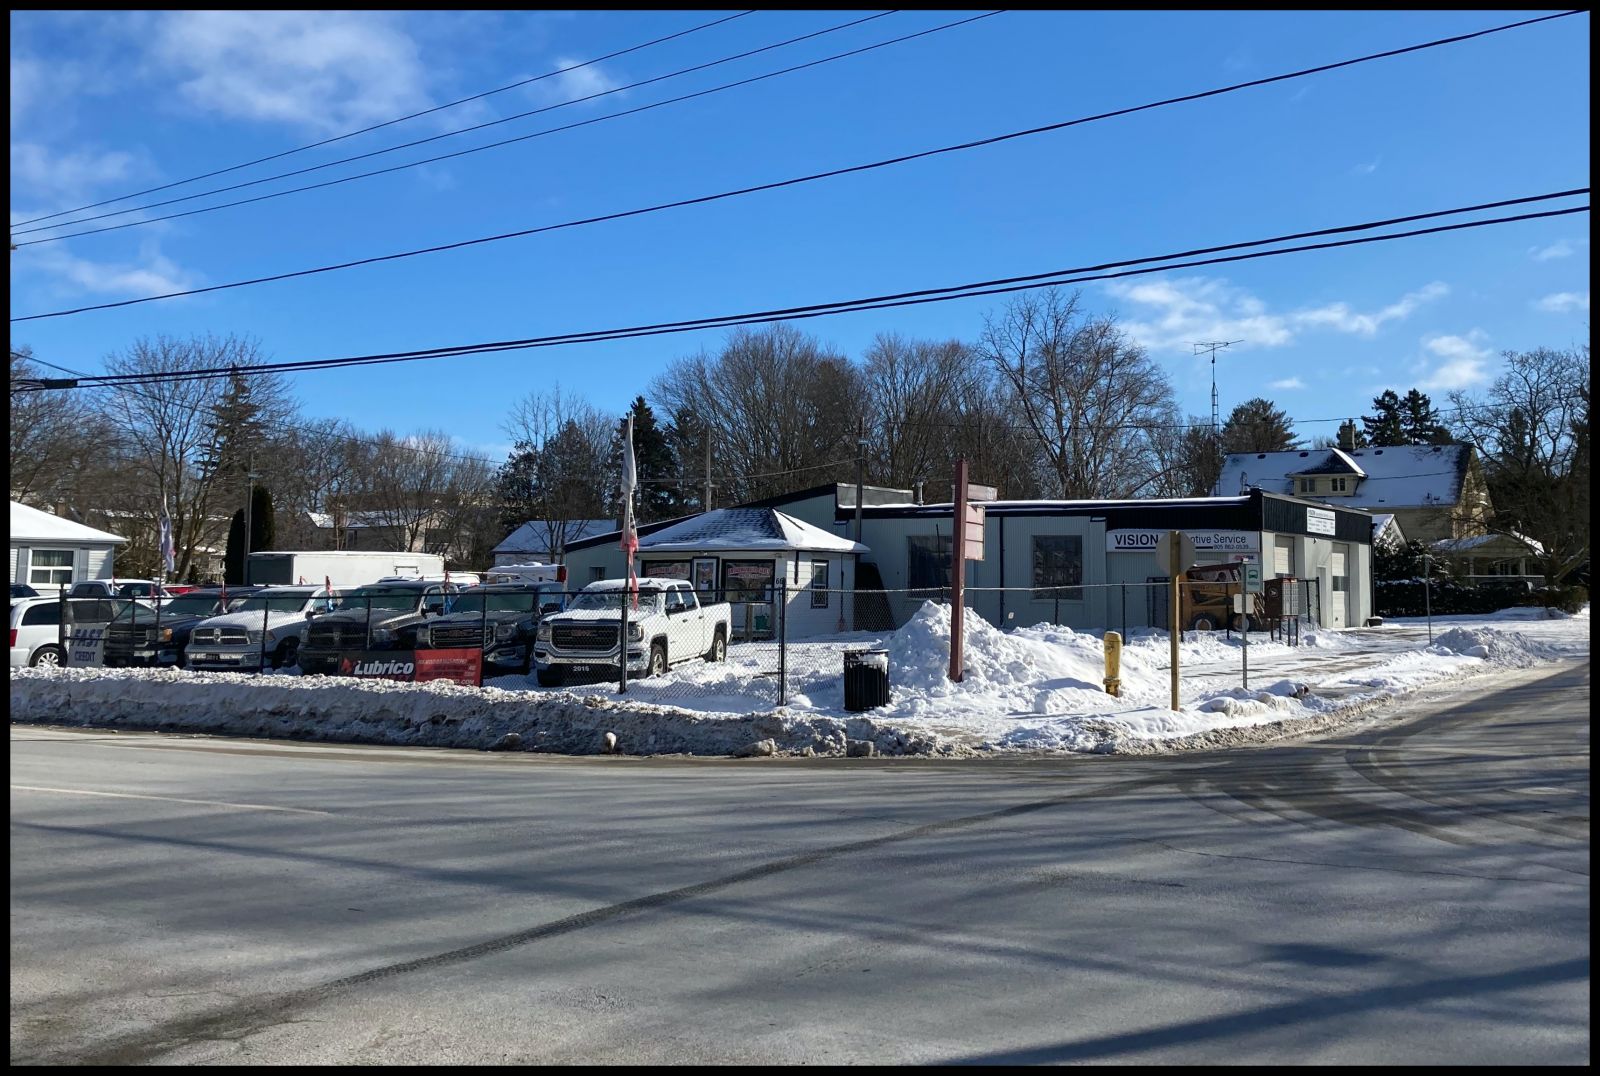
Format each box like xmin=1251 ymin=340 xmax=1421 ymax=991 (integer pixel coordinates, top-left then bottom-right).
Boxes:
xmin=157 ymin=627 xmax=173 ymax=643
xmin=628 ymin=623 xmax=644 ymax=642
xmin=299 ymin=625 xmax=311 ymax=643
xmin=494 ymin=623 xmax=516 ymax=641
xmin=537 ymin=622 xmax=552 ymax=642
xmin=371 ymin=628 xmax=396 ymax=644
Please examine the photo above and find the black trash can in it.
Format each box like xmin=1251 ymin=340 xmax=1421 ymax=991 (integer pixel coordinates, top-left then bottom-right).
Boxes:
xmin=843 ymin=648 xmax=890 ymax=712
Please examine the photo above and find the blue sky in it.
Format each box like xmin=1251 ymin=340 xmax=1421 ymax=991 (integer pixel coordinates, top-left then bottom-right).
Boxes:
xmin=10 ymin=9 xmax=1590 ymax=462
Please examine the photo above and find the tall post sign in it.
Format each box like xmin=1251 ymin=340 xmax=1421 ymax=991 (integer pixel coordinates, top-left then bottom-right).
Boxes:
xmin=948 ymin=461 xmax=993 ymax=682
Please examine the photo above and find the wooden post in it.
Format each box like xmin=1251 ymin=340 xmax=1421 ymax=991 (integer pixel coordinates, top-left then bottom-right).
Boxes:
xmin=1168 ymin=529 xmax=1181 ymax=711
xmin=949 ymin=459 xmax=968 ymax=682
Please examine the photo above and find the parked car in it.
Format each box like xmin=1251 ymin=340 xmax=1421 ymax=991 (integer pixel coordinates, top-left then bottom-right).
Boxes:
xmin=11 ymin=583 xmax=39 ymax=600
xmin=417 ymin=582 xmax=568 ymax=675
xmin=297 ymin=579 xmax=462 ymax=676
xmin=534 ymin=578 xmax=730 ymax=686
xmin=185 ymin=585 xmax=339 ymax=672
xmin=9 ymin=596 xmax=148 ymax=668
xmin=67 ymin=579 xmax=178 ymax=603
xmin=102 ymin=587 xmax=264 ymax=669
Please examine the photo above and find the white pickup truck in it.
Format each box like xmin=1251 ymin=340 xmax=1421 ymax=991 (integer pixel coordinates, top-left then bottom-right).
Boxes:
xmin=185 ymin=585 xmax=338 ymax=671
xmin=533 ymin=578 xmax=731 ymax=687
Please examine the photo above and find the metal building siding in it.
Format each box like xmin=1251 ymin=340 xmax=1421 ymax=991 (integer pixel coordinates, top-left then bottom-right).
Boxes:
xmin=1261 ymin=497 xmax=1371 ymax=543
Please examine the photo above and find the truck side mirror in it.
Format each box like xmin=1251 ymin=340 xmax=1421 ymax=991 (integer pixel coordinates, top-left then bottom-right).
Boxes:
xmin=305 ymin=609 xmax=316 ymax=620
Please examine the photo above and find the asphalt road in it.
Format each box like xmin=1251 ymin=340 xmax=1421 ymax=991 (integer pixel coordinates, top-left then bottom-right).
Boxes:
xmin=10 ymin=660 xmax=1590 ymax=1065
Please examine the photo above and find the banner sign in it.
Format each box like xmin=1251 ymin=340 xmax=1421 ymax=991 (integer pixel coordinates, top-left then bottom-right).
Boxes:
xmin=1108 ymin=529 xmax=1260 ymax=554
xmin=66 ymin=626 xmax=106 ymax=668
xmin=338 ymin=648 xmax=482 ymax=685
xmin=1306 ymin=507 xmax=1337 ymax=536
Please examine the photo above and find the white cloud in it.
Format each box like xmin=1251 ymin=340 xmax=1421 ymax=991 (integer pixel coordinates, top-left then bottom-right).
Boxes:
xmin=1105 ymin=277 xmax=1448 ymax=353
xmin=1418 ymin=331 xmax=1491 ymax=390
xmin=1350 ymin=156 xmax=1381 ymax=176
xmin=1529 ymin=240 xmax=1574 ymax=261
xmin=536 ymin=57 xmax=622 ymax=105
xmin=1536 ymin=291 xmax=1590 ymax=313
xmin=23 ymin=243 xmax=196 ymax=298
xmin=1269 ymin=377 xmax=1306 ymax=390
xmin=154 ymin=11 xmax=433 ymax=133
xmin=10 ymin=142 xmax=140 ymax=198
xmin=10 ymin=54 xmax=44 ymax=126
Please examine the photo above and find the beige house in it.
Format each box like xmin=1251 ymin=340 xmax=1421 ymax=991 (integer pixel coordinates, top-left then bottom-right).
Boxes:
xmin=1218 ymin=444 xmax=1490 ymax=545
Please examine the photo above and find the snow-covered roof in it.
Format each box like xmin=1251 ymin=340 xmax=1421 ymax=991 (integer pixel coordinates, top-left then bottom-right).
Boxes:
xmin=9 ymin=501 xmax=127 ymax=545
xmin=493 ymin=519 xmax=616 ymax=554
xmin=307 ymin=510 xmax=436 ymax=530
xmin=1431 ymin=532 xmax=1544 ymax=555
xmin=640 ymin=508 xmax=867 ymax=553
xmin=1289 ymin=447 xmax=1368 ymax=478
xmin=1217 ymin=445 xmax=1472 ymax=508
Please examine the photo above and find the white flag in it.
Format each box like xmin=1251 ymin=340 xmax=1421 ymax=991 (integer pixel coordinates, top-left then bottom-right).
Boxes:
xmin=158 ymin=501 xmax=176 ymax=575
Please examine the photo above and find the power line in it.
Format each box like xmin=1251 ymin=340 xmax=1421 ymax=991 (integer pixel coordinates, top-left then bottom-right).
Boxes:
xmin=11 ymin=11 xmax=994 ymax=247
xmin=15 ymin=194 xmax=1587 ymax=389
xmin=12 ymin=10 xmax=1579 ymax=323
xmin=12 ymin=11 xmax=900 ymax=239
xmin=8 ymin=11 xmax=758 ymax=231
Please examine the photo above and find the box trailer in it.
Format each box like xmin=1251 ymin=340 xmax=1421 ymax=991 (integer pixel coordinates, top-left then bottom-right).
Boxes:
xmin=246 ymin=551 xmax=446 ymax=588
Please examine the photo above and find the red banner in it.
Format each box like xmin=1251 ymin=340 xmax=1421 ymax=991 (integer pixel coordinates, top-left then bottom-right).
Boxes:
xmin=338 ymin=648 xmax=482 ymax=686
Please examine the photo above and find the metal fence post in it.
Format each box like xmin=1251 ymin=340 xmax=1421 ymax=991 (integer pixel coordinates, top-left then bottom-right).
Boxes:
xmin=364 ymin=597 xmax=372 ymax=650
xmin=58 ymin=583 xmax=67 ymax=657
xmin=619 ymin=586 xmax=630 ymax=695
xmin=154 ymin=587 xmax=162 ymax=666
xmin=481 ymin=594 xmax=489 ymax=665
xmin=262 ymin=600 xmax=271 ymax=672
xmin=1121 ymin=583 xmax=1127 ymax=638
xmin=777 ymin=581 xmax=787 ymax=706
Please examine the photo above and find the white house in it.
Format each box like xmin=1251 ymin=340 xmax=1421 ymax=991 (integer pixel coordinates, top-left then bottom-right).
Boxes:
xmin=492 ymin=519 xmax=615 ymax=566
xmin=563 ymin=506 xmax=868 ymax=639
xmin=10 ymin=501 xmax=127 ymax=589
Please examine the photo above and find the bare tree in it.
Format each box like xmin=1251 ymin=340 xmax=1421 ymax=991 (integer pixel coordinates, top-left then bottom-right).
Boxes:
xmin=95 ymin=335 xmax=288 ymax=580
xmin=499 ymin=388 xmax=614 ymax=562
xmin=8 ymin=348 xmax=89 ymax=506
xmin=863 ymin=334 xmax=983 ymax=492
xmin=347 ymin=430 xmax=493 ymax=560
xmin=651 ymin=325 xmax=867 ymax=503
xmin=981 ymin=288 xmax=1177 ymax=498
xmin=1449 ymin=346 xmax=1590 ymax=584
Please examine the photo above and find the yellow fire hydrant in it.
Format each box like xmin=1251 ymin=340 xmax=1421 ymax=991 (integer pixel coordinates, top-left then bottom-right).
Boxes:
xmin=1103 ymin=631 xmax=1122 ymax=697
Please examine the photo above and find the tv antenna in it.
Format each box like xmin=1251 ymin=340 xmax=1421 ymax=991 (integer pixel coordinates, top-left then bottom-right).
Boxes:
xmin=1191 ymin=341 xmax=1239 ymax=435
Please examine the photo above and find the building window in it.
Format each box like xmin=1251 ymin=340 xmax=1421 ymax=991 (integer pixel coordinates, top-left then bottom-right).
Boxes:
xmin=1298 ymin=478 xmax=1315 ymax=494
xmin=1032 ymin=535 xmax=1083 ymax=600
xmin=721 ymin=560 xmax=776 ymax=605
xmin=810 ymin=560 xmax=829 ymax=608
xmin=1330 ymin=477 xmax=1347 ymax=493
xmin=589 ymin=566 xmax=605 ymax=583
xmin=28 ymin=549 xmax=75 ymax=587
xmin=907 ymin=535 xmax=952 ymax=593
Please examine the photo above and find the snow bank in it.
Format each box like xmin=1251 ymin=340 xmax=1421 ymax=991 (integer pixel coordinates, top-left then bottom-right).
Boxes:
xmin=10 ymin=602 xmax=1589 ymax=757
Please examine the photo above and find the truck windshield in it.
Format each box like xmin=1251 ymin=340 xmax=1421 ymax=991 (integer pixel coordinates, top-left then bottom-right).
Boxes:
xmin=333 ymin=587 xmax=422 ymax=612
xmin=450 ymin=591 xmax=554 ymax=614
xmin=568 ymin=591 xmax=663 ymax=615
xmin=110 ymin=594 xmax=219 ymax=620
xmin=233 ymin=594 xmax=321 ymax=614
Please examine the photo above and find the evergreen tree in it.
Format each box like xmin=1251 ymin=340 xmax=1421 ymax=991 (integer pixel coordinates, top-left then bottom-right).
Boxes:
xmin=1400 ymin=388 xmax=1452 ymax=445
xmin=250 ymin=485 xmax=276 ymax=554
xmin=663 ymin=406 xmax=712 ymax=511
xmin=198 ymin=373 xmax=269 ymax=484
xmin=223 ymin=509 xmax=246 ymax=585
xmin=612 ymin=397 xmax=679 ymax=522
xmin=1363 ymin=390 xmax=1406 ymax=445
xmin=1220 ymin=398 xmax=1298 ymax=453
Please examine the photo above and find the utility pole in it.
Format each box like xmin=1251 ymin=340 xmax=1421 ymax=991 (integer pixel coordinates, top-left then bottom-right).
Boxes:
xmin=853 ymin=421 xmax=868 ymax=543
xmin=242 ymin=455 xmax=259 ymax=585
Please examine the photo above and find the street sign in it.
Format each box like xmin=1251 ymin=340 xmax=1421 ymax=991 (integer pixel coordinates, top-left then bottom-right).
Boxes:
xmin=1242 ymin=562 xmax=1264 ymax=593
xmin=968 ymin=483 xmax=999 ymax=502
xmin=963 ymin=503 xmax=985 ymax=559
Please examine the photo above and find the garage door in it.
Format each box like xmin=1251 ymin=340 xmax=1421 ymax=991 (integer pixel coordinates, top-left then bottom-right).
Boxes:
xmin=1329 ymin=544 xmax=1348 ymax=629
xmin=1273 ymin=536 xmax=1293 ymax=576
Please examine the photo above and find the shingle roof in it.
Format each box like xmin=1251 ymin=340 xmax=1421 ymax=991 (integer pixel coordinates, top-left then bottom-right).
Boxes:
xmin=492 ymin=519 xmax=616 ymax=555
xmin=1217 ymin=445 xmax=1472 ymax=508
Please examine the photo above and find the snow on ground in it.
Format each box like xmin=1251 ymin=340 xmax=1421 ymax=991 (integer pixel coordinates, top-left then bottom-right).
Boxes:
xmin=10 ymin=602 xmax=1589 ymax=757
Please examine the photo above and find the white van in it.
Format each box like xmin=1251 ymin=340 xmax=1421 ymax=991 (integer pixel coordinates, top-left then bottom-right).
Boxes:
xmin=9 ymin=596 xmax=147 ymax=668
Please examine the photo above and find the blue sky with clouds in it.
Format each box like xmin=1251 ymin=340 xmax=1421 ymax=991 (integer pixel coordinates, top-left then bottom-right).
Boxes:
xmin=10 ymin=9 xmax=1590 ymax=461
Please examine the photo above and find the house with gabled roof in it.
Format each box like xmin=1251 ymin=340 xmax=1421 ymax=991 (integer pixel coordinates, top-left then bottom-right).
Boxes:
xmin=1216 ymin=444 xmax=1491 ymax=545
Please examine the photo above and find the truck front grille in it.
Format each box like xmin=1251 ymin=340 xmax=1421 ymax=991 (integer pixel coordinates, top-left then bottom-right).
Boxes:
xmin=552 ymin=624 xmax=617 ymax=650
xmin=191 ymin=626 xmax=249 ymax=646
xmin=306 ymin=623 xmax=367 ymax=649
xmin=430 ymin=625 xmax=491 ymax=649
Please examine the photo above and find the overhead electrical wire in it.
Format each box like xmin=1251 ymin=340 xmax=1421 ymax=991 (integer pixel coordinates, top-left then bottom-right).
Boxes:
xmin=18 ymin=195 xmax=1586 ymax=392
xmin=9 ymin=11 xmax=758 ymax=230
xmin=11 ymin=10 xmax=999 ymax=247
xmin=11 ymin=10 xmax=902 ymax=238
xmin=11 ymin=10 xmax=1580 ymax=323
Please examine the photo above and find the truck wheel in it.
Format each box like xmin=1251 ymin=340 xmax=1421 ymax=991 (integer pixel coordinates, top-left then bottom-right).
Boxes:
xmin=31 ymin=645 xmax=64 ymax=668
xmin=705 ymin=629 xmax=726 ymax=663
xmin=535 ymin=667 xmax=564 ymax=688
xmin=647 ymin=641 xmax=668 ymax=678
xmin=1188 ymin=613 xmax=1220 ymax=632
xmin=273 ymin=639 xmax=299 ymax=670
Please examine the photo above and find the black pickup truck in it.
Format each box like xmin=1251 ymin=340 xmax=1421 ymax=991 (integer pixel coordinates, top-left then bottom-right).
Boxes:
xmin=102 ymin=587 xmax=261 ymax=668
xmin=416 ymin=582 xmax=567 ymax=675
xmin=296 ymin=580 xmax=459 ymax=676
